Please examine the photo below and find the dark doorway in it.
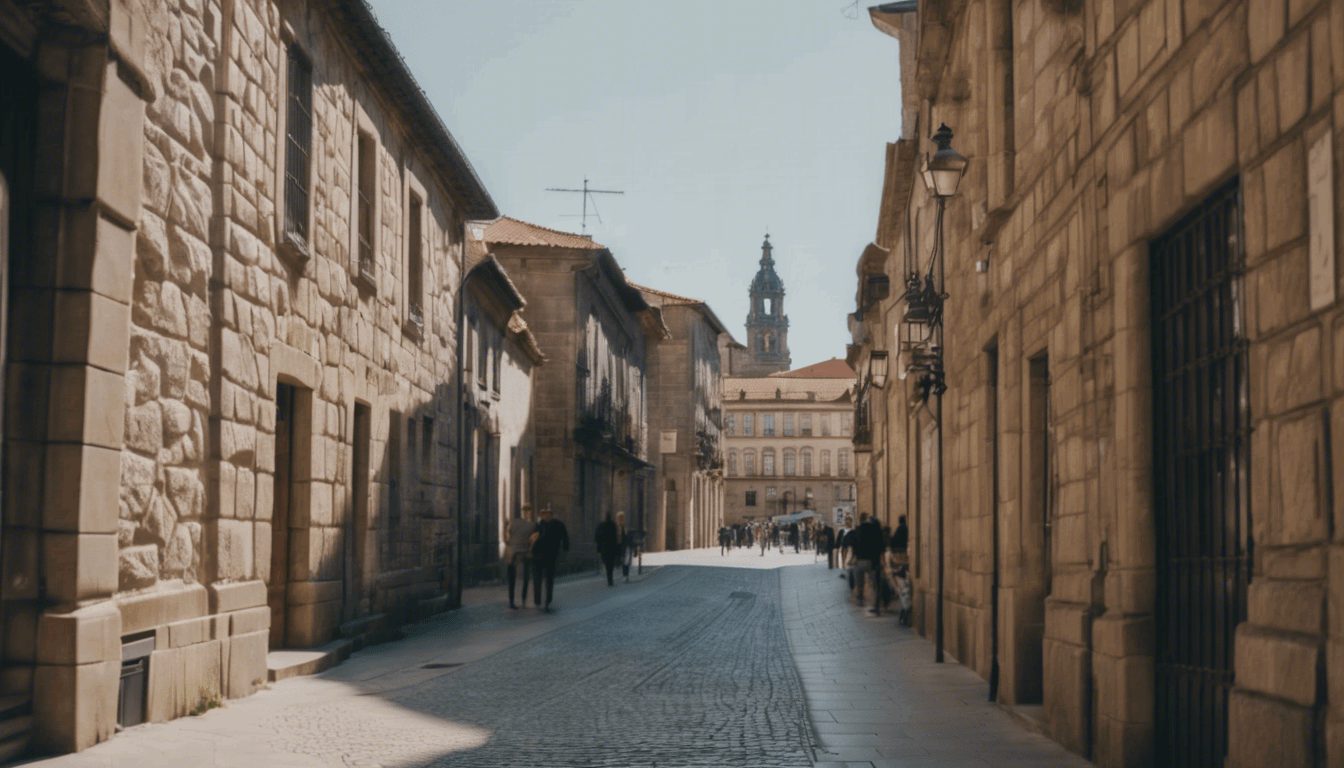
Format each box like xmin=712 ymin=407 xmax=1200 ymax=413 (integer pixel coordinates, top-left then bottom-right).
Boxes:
xmin=348 ymin=403 xmax=371 ymax=619
xmin=0 ymin=40 xmax=39 ymax=726
xmin=1151 ymin=180 xmax=1250 ymax=768
xmin=1018 ymin=353 xmax=1051 ymax=704
xmin=986 ymin=344 xmax=1000 ymax=701
xmin=270 ymin=384 xmax=296 ymax=649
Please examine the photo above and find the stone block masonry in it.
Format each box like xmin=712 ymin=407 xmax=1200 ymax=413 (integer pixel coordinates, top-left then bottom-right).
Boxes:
xmin=854 ymin=0 xmax=1344 ymax=766
xmin=0 ymin=0 xmax=495 ymax=755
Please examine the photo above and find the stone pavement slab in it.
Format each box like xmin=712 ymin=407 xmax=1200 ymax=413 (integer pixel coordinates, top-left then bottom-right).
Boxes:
xmin=17 ymin=548 xmax=1090 ymax=767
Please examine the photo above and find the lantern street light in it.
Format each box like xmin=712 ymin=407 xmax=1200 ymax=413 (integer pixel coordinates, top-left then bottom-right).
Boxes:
xmin=869 ymin=350 xmax=890 ymax=390
xmin=918 ymin=124 xmax=965 ymax=665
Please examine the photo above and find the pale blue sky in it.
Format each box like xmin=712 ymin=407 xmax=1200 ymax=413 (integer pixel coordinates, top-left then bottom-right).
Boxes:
xmin=367 ymin=0 xmax=903 ymax=368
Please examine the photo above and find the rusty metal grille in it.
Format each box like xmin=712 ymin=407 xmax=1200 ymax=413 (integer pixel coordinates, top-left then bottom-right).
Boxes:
xmin=284 ymin=46 xmax=312 ymax=243
xmin=1150 ymin=179 xmax=1250 ymax=768
xmin=357 ymin=134 xmax=375 ymax=279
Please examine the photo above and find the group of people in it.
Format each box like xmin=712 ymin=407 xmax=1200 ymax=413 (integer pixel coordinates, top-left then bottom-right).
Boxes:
xmin=594 ymin=511 xmax=637 ymax=586
xmin=828 ymin=513 xmax=912 ymax=626
xmin=502 ymin=503 xmax=570 ymax=611
xmin=716 ymin=521 xmax=815 ymax=555
xmin=502 ymin=505 xmax=640 ymax=612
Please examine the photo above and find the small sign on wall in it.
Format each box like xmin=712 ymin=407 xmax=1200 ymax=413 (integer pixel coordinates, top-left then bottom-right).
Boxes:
xmin=659 ymin=430 xmax=677 ymax=454
xmin=1308 ymin=131 xmax=1336 ymax=312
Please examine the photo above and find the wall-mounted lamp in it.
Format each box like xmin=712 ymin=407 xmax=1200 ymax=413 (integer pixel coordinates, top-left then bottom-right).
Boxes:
xmin=869 ymin=350 xmax=890 ymax=389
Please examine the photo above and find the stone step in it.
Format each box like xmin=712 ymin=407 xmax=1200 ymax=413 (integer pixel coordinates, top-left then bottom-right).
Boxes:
xmin=0 ymin=699 xmax=27 ymax=721
xmin=267 ymin=638 xmax=354 ymax=683
xmin=0 ymin=715 xmax=31 ymax=744
xmin=0 ymin=729 xmax=30 ymax=765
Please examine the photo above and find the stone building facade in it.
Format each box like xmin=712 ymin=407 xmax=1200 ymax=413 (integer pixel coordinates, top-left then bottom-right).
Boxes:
xmin=722 ymin=362 xmax=857 ymax=527
xmin=459 ymin=252 xmax=543 ymax=585
xmin=479 ymin=218 xmax=664 ymax=570
xmin=0 ymin=0 xmax=498 ymax=757
xmin=637 ymin=285 xmax=732 ymax=552
xmin=852 ymin=1 xmax=1344 ymax=766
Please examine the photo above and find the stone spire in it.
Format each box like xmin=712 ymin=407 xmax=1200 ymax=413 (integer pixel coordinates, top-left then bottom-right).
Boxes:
xmin=743 ymin=234 xmax=791 ymax=376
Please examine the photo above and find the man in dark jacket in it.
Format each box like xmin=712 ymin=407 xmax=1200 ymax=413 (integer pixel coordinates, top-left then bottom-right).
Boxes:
xmin=532 ymin=505 xmax=570 ymax=610
xmin=819 ymin=523 xmax=837 ymax=569
xmin=891 ymin=515 xmax=909 ymax=560
xmin=853 ymin=513 xmax=887 ymax=612
xmin=595 ymin=513 xmax=621 ymax=586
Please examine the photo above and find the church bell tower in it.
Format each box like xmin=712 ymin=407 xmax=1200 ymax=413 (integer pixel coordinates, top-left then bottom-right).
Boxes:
xmin=743 ymin=234 xmax=791 ymax=376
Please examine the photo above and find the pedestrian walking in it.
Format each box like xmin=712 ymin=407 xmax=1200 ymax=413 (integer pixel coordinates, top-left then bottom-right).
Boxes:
xmin=619 ymin=512 xmax=634 ymax=581
xmin=532 ymin=504 xmax=570 ymax=610
xmin=503 ymin=503 xmax=536 ymax=609
xmin=819 ymin=523 xmax=836 ymax=569
xmin=853 ymin=513 xmax=886 ymax=613
xmin=893 ymin=565 xmax=913 ymax=626
xmin=595 ymin=512 xmax=621 ymax=586
xmin=891 ymin=515 xmax=909 ymax=565
xmin=719 ymin=526 xmax=731 ymax=555
xmin=789 ymin=522 xmax=800 ymax=553
xmin=838 ymin=516 xmax=855 ymax=583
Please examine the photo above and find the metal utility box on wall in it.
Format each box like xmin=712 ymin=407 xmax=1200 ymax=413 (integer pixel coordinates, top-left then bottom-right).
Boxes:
xmin=118 ymin=635 xmax=155 ymax=729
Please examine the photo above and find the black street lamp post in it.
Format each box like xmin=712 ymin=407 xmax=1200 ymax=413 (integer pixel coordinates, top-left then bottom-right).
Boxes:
xmin=912 ymin=124 xmax=967 ymax=665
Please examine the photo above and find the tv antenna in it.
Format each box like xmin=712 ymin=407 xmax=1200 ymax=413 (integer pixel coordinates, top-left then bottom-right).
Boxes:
xmin=545 ymin=177 xmax=625 ymax=234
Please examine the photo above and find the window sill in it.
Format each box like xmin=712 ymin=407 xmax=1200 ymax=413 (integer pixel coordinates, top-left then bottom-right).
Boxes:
xmin=354 ymin=263 xmax=377 ymax=294
xmin=278 ymin=232 xmax=311 ymax=272
xmin=402 ymin=314 xmax=424 ymax=342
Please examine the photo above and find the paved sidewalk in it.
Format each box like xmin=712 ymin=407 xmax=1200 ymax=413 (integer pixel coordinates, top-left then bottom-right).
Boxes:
xmin=781 ymin=565 xmax=1091 ymax=768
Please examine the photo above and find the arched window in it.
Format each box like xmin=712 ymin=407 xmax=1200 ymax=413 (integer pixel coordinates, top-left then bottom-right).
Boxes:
xmin=801 ymin=448 xmax=813 ymax=477
xmin=762 ymin=449 xmax=776 ymax=477
xmin=743 ymin=450 xmax=757 ymax=476
xmin=838 ymin=449 xmax=851 ymax=476
xmin=820 ymin=450 xmax=831 ymax=476
xmin=727 ymin=450 xmax=738 ymax=477
xmin=783 ymin=449 xmax=796 ymax=476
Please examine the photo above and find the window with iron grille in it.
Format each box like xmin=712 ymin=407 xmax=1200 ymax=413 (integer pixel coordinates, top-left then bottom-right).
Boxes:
xmin=492 ymin=342 xmax=501 ymax=394
xmin=421 ymin=417 xmax=433 ymax=473
xmin=284 ymin=45 xmax=312 ymax=248
xmin=1151 ymin=180 xmax=1249 ymax=768
xmin=356 ymin=131 xmax=376 ymax=282
xmin=407 ymin=193 xmax=424 ymax=327
xmin=783 ymin=413 xmax=794 ymax=436
xmin=800 ymin=413 xmax=812 ymax=436
xmin=763 ymin=414 xmax=774 ymax=436
xmin=743 ymin=414 xmax=754 ymax=436
xmin=478 ymin=322 xmax=488 ymax=388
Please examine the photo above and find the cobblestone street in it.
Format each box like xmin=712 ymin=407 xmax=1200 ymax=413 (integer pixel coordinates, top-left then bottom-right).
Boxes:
xmin=23 ymin=551 xmax=1087 ymax=768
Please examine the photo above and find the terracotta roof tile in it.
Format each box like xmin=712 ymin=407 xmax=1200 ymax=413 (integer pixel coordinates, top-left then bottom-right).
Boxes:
xmin=630 ymin=282 xmax=703 ymax=306
xmin=723 ymin=375 xmax=854 ymax=403
xmin=769 ymin=358 xmax=858 ymax=379
xmin=478 ymin=216 xmax=604 ymax=250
